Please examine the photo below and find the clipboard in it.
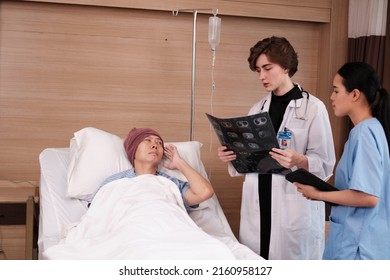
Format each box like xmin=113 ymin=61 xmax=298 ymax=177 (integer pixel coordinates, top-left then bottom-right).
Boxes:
xmin=285 ymin=168 xmax=338 ymax=192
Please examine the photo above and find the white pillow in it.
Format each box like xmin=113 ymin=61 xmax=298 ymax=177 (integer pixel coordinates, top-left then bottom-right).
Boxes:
xmin=67 ymin=127 xmax=131 ymax=200
xmin=67 ymin=127 xmax=207 ymax=200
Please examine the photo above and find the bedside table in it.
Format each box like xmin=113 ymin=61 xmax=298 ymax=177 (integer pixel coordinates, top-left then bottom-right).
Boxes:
xmin=0 ymin=180 xmax=39 ymax=260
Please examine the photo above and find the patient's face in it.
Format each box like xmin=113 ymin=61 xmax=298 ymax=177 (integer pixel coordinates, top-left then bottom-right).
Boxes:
xmin=134 ymin=135 xmax=164 ymax=166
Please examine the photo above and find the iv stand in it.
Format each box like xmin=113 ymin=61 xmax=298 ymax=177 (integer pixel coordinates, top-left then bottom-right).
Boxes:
xmin=173 ymin=9 xmax=218 ymax=141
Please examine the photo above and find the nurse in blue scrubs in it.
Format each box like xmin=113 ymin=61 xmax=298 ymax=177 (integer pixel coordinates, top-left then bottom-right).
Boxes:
xmin=295 ymin=62 xmax=390 ymax=259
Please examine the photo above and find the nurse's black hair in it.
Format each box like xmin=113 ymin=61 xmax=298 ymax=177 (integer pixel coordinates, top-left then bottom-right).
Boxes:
xmin=337 ymin=62 xmax=390 ymax=153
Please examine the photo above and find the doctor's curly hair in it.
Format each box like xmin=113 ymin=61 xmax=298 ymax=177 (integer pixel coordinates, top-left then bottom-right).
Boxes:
xmin=248 ymin=36 xmax=298 ymax=78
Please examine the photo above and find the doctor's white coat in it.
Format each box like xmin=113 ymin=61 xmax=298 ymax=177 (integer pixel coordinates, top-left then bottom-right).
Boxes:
xmin=228 ymin=91 xmax=336 ymax=259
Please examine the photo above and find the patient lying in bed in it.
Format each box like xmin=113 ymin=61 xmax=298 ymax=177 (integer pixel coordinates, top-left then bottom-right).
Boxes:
xmin=88 ymin=127 xmax=214 ymax=209
xmin=43 ymin=127 xmax=237 ymax=259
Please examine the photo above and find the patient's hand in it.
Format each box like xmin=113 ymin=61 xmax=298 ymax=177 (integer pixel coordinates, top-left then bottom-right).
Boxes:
xmin=163 ymin=144 xmax=182 ymax=170
xmin=164 ymin=144 xmax=214 ymax=204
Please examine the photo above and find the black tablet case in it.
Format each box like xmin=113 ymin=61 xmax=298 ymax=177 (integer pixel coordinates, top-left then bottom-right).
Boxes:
xmin=285 ymin=168 xmax=339 ymax=192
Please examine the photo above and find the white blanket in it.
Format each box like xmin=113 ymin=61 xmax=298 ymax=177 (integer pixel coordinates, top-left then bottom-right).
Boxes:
xmin=42 ymin=175 xmax=236 ymax=259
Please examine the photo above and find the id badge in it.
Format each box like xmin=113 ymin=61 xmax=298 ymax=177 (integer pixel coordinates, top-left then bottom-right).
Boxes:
xmin=277 ymin=129 xmax=292 ymax=150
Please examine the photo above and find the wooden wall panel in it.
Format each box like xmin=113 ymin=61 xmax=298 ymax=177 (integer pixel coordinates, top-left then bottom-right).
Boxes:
xmin=317 ymin=0 xmax=349 ymax=171
xmin=23 ymin=0 xmax=332 ymax=22
xmin=0 ymin=0 xmax=348 ymax=237
xmin=1 ymin=2 xmax=194 ymax=180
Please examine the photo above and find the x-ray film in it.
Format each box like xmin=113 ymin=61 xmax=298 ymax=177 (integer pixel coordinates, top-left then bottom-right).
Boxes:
xmin=206 ymin=112 xmax=290 ymax=174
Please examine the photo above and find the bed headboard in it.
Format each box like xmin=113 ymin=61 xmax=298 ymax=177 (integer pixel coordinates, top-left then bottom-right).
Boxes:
xmin=0 ymin=0 xmax=349 ymax=236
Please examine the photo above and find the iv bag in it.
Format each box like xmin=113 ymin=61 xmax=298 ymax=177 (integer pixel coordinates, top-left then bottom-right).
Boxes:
xmin=208 ymin=15 xmax=221 ymax=51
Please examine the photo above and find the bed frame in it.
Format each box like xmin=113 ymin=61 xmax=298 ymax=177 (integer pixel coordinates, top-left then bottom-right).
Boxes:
xmin=25 ymin=196 xmax=38 ymax=259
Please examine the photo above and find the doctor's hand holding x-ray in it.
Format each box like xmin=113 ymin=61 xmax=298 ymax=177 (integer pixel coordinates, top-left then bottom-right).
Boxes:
xmin=217 ymin=36 xmax=336 ymax=260
xmin=269 ymin=147 xmax=308 ymax=170
xmin=218 ymin=146 xmax=309 ymax=170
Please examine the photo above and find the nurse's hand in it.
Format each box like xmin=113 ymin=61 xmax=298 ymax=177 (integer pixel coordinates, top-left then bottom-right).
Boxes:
xmin=294 ymin=182 xmax=321 ymax=200
xmin=269 ymin=148 xmax=308 ymax=170
xmin=217 ymin=146 xmax=236 ymax=163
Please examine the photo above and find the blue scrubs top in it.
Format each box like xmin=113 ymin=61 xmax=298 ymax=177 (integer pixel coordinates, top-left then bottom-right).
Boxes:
xmin=323 ymin=118 xmax=390 ymax=259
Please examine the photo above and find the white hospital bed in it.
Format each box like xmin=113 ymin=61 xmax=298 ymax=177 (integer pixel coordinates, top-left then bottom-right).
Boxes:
xmin=38 ymin=127 xmax=261 ymax=260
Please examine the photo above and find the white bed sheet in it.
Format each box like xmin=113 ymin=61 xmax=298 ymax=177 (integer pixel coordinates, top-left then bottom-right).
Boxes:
xmin=43 ymin=175 xmax=237 ymax=259
xmin=38 ymin=148 xmax=261 ymax=260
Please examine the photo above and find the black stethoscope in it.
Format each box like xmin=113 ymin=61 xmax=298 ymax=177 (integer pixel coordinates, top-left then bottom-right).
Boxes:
xmin=260 ymin=90 xmax=310 ymax=121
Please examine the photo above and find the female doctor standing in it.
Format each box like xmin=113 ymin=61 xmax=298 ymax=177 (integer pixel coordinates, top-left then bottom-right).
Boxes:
xmin=217 ymin=36 xmax=336 ymax=259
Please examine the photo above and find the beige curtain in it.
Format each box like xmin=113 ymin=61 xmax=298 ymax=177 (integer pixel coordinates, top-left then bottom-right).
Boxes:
xmin=384 ymin=2 xmax=390 ymax=90
xmin=348 ymin=0 xmax=388 ymax=82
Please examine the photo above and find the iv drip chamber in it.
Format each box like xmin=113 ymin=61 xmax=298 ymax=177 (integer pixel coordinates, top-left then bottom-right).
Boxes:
xmin=208 ymin=15 xmax=221 ymax=51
